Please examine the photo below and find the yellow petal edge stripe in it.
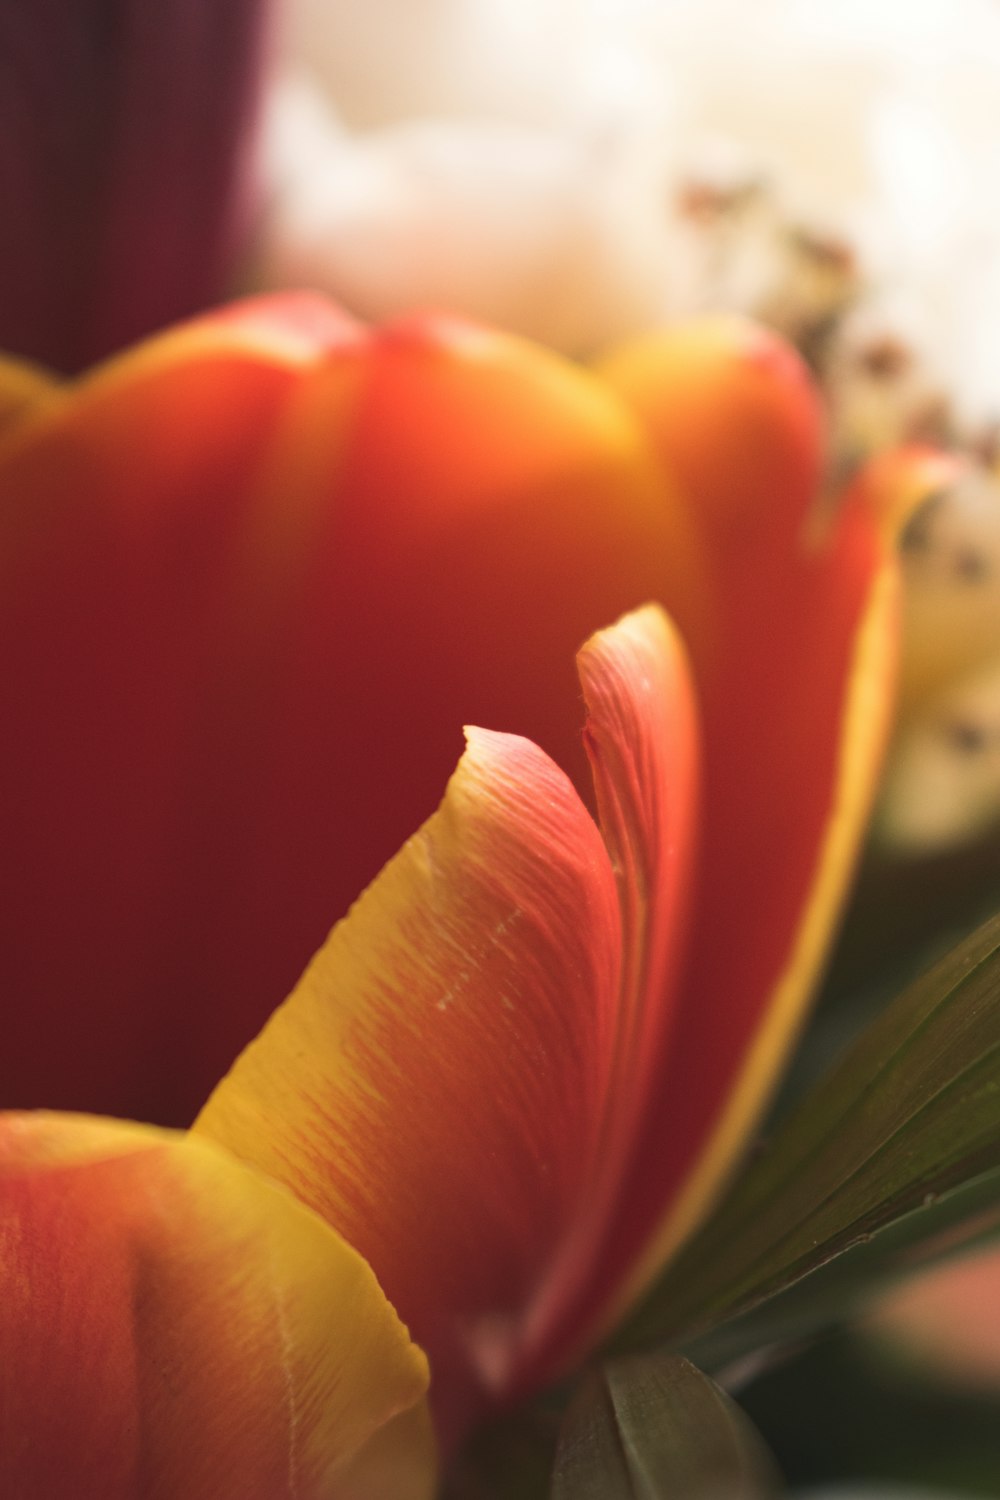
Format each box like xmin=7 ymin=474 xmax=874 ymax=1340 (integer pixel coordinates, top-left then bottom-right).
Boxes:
xmin=612 ymin=555 xmax=901 ymax=1322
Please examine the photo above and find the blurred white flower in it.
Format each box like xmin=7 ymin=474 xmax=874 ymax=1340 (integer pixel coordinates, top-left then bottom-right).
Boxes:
xmin=877 ymin=656 xmax=1000 ymax=852
xmin=252 ymin=72 xmax=675 ymax=354
xmin=874 ymin=466 xmax=1000 ymax=853
xmin=252 ymin=0 xmax=1000 ymax=853
xmin=278 ymin=0 xmax=661 ymax=132
xmin=258 ymin=0 xmax=1000 ymax=432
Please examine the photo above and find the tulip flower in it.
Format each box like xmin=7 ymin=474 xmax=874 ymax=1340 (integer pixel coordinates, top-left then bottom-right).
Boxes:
xmin=0 ymin=287 xmax=904 ymax=1480
xmin=0 ymin=294 xmax=897 ymax=1154
xmin=3 ymin=555 xmax=900 ymax=1486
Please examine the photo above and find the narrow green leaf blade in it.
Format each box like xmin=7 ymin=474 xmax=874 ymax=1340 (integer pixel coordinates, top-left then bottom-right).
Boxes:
xmin=682 ymin=1165 xmax=1000 ymax=1374
xmin=551 ymin=1354 xmax=780 ymax=1499
xmin=616 ymin=910 xmax=1000 ymax=1354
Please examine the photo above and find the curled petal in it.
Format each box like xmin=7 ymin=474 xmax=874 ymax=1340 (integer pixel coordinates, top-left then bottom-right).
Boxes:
xmin=519 ymin=605 xmax=699 ymax=1377
xmin=196 ymin=606 xmax=699 ymax=1440
xmin=196 ymin=724 xmax=624 ymax=1442
xmin=0 ymin=1112 xmax=433 ymax=1500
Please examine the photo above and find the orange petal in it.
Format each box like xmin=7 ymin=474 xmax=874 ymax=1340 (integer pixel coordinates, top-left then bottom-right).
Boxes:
xmin=195 ymin=723 xmax=624 ymax=1444
xmin=0 ymin=1111 xmax=432 ymax=1500
xmin=577 ymin=605 xmax=700 ymax=1186
xmin=195 ymin=605 xmax=699 ymax=1442
xmin=598 ymin=318 xmax=903 ymax=1315
xmin=598 ymin=315 xmax=824 ymax=557
xmin=0 ymin=298 xmax=699 ymax=1128
xmin=0 ymin=292 xmax=364 ymax=1125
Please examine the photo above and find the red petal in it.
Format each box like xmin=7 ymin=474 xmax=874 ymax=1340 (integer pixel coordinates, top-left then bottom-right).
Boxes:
xmin=0 ymin=294 xmax=359 ymax=1122
xmin=0 ymin=300 xmax=694 ymax=1126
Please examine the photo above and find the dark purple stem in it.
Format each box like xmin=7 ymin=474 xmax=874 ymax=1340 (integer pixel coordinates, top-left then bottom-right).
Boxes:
xmin=0 ymin=0 xmax=272 ymax=372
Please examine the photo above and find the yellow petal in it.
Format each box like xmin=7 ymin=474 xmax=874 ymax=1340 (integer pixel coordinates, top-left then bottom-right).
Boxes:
xmin=0 ymin=1111 xmax=433 ymax=1500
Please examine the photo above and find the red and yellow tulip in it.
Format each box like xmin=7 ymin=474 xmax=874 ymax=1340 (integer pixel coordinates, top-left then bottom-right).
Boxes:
xmin=0 ymin=295 xmax=905 ymax=1491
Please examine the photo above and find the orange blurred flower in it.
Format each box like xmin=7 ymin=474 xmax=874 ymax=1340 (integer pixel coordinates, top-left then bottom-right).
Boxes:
xmin=869 ymin=1242 xmax=1000 ymax=1394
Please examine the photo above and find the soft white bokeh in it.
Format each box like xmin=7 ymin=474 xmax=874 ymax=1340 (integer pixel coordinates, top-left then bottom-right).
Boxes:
xmin=878 ymin=658 xmax=1000 ymax=851
xmin=254 ymin=73 xmax=676 ymax=354
xmin=255 ymin=0 xmax=1000 ymax=851
xmin=262 ymin=0 xmax=1000 ymax=420
xmin=278 ymin=0 xmax=665 ymax=131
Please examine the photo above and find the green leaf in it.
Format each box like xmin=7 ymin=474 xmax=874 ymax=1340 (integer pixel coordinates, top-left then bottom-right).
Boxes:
xmin=615 ymin=909 xmax=1000 ymax=1359
xmin=681 ymin=1165 xmax=1000 ymax=1375
xmin=551 ymin=1353 xmax=780 ymax=1499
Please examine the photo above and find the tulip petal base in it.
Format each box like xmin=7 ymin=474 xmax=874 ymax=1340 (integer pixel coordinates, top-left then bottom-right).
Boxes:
xmin=0 ymin=1113 xmax=433 ymax=1500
